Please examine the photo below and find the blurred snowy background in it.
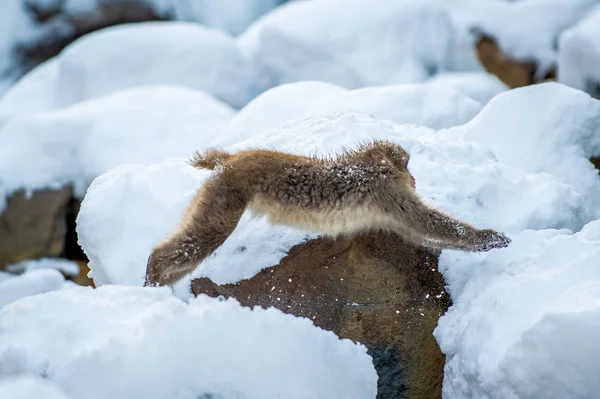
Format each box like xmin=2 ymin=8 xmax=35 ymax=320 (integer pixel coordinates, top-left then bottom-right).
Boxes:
xmin=0 ymin=0 xmax=600 ymax=398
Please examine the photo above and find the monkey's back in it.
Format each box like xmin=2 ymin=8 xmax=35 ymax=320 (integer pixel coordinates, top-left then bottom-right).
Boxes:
xmin=222 ymin=149 xmax=397 ymax=236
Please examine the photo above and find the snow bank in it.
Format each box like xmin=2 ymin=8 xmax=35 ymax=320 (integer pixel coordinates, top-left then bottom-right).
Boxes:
xmin=78 ymin=112 xmax=585 ymax=289
xmin=442 ymin=0 xmax=598 ymax=77
xmin=0 ymin=21 xmax=256 ymax=116
xmin=0 ymin=286 xmax=377 ymax=399
xmin=0 ymin=268 xmax=72 ymax=310
xmin=225 ymin=81 xmax=482 ymax=143
xmin=436 ymin=220 xmax=600 ymax=399
xmin=426 ymin=71 xmax=507 ymax=104
xmin=0 ymin=376 xmax=71 ymax=399
xmin=451 ymin=82 xmax=600 ymax=222
xmin=240 ymin=0 xmax=454 ymax=91
xmin=558 ymin=5 xmax=600 ymax=95
xmin=0 ymin=85 xmax=234 ymax=206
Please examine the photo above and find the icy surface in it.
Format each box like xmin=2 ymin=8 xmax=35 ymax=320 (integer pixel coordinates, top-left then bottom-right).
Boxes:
xmin=558 ymin=5 xmax=600 ymax=95
xmin=0 ymin=85 xmax=234 ymax=206
xmin=0 ymin=286 xmax=377 ymax=399
xmin=0 ymin=376 xmax=71 ymax=399
xmin=0 ymin=21 xmax=256 ymax=114
xmin=435 ymin=220 xmax=600 ymax=399
xmin=78 ymin=111 xmax=586 ymax=289
xmin=240 ymin=0 xmax=455 ymax=91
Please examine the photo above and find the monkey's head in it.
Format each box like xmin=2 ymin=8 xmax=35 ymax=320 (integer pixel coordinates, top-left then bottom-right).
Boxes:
xmin=363 ymin=141 xmax=416 ymax=189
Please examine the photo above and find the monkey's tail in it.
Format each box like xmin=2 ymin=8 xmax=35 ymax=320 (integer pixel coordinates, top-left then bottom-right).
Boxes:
xmin=188 ymin=149 xmax=232 ymax=170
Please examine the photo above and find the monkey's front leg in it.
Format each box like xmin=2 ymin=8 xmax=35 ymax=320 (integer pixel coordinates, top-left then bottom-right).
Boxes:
xmin=392 ymin=198 xmax=511 ymax=252
xmin=144 ymin=177 xmax=248 ymax=287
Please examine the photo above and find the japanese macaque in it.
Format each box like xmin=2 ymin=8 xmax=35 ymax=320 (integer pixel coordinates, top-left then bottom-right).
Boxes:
xmin=144 ymin=141 xmax=511 ymax=287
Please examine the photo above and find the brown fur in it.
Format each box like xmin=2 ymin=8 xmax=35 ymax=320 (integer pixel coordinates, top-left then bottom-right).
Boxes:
xmin=144 ymin=141 xmax=511 ymax=287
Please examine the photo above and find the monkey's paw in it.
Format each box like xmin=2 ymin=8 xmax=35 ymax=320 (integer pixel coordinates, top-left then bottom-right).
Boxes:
xmin=474 ymin=229 xmax=511 ymax=252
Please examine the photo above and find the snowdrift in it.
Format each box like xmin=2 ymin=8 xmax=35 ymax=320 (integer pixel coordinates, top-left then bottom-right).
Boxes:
xmin=0 ymin=286 xmax=377 ymax=399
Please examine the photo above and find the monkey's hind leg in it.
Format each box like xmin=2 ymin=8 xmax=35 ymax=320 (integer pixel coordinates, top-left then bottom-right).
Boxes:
xmin=144 ymin=177 xmax=248 ymax=287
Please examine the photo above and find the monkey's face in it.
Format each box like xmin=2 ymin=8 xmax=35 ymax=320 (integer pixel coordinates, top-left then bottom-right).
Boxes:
xmin=386 ymin=145 xmax=416 ymax=190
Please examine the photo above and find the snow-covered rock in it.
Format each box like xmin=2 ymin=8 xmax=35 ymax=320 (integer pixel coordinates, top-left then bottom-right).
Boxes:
xmin=0 ymin=21 xmax=256 ymax=115
xmin=0 ymin=0 xmax=286 ymax=98
xmin=78 ymin=112 xmax=585 ymax=290
xmin=451 ymin=82 xmax=600 ymax=222
xmin=442 ymin=0 xmax=599 ymax=77
xmin=436 ymin=220 xmax=600 ymax=399
xmin=558 ymin=5 xmax=600 ymax=96
xmin=225 ymin=81 xmax=482 ymax=142
xmin=239 ymin=0 xmax=455 ymax=91
xmin=0 ymin=286 xmax=377 ymax=399
xmin=0 ymin=85 xmax=234 ymax=207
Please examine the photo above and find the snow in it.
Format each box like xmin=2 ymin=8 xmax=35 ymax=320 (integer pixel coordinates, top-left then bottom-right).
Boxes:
xmin=441 ymin=0 xmax=599 ymax=77
xmin=239 ymin=0 xmax=455 ymax=91
xmin=426 ymin=71 xmax=508 ymax=104
xmin=435 ymin=220 xmax=600 ymax=399
xmin=5 ymin=258 xmax=79 ymax=277
xmin=0 ymin=268 xmax=72 ymax=310
xmin=0 ymin=375 xmax=71 ymax=399
xmin=558 ymin=5 xmax=600 ymax=95
xmin=0 ymin=286 xmax=377 ymax=399
xmin=0 ymin=21 xmax=256 ymax=116
xmin=452 ymin=82 xmax=600 ymax=222
xmin=168 ymin=0 xmax=288 ymax=35
xmin=0 ymin=85 xmax=234 ymax=207
xmin=226 ymin=81 xmax=482 ymax=142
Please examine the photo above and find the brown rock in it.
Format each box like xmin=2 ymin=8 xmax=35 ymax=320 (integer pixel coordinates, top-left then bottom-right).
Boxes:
xmin=0 ymin=187 xmax=72 ymax=269
xmin=475 ymin=32 xmax=556 ymax=89
xmin=192 ymin=232 xmax=451 ymax=399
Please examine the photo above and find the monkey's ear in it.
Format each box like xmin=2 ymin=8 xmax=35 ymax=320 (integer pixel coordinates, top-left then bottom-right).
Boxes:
xmin=369 ymin=148 xmax=392 ymax=166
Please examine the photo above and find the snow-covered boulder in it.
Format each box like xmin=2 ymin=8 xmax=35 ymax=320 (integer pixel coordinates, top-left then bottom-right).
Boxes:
xmin=239 ymin=0 xmax=455 ymax=91
xmin=442 ymin=0 xmax=598 ymax=77
xmin=0 ymin=85 xmax=234 ymax=204
xmin=0 ymin=21 xmax=256 ymax=116
xmin=558 ymin=5 xmax=600 ymax=96
xmin=436 ymin=220 xmax=600 ymax=399
xmin=450 ymin=82 xmax=600 ymax=222
xmin=224 ymin=81 xmax=482 ymax=143
xmin=0 ymin=286 xmax=377 ymax=399
xmin=0 ymin=0 xmax=287 ymax=99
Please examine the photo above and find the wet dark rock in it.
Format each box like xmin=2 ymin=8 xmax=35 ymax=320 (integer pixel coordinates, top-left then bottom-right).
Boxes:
xmin=192 ymin=232 xmax=450 ymax=399
xmin=0 ymin=187 xmax=72 ymax=268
